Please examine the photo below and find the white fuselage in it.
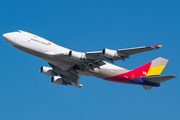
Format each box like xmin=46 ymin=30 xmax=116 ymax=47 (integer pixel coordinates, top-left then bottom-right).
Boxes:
xmin=3 ymin=30 xmax=128 ymax=80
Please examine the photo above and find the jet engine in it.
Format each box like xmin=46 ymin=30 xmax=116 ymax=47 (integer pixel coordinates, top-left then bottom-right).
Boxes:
xmin=69 ymin=51 xmax=85 ymax=60
xmin=51 ymin=76 xmax=63 ymax=85
xmin=40 ymin=66 xmax=53 ymax=76
xmin=102 ymin=48 xmax=118 ymax=58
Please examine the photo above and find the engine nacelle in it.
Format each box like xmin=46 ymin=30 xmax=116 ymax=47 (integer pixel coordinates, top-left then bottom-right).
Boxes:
xmin=40 ymin=66 xmax=53 ymax=76
xmin=51 ymin=76 xmax=63 ymax=85
xmin=69 ymin=51 xmax=85 ymax=60
xmin=102 ymin=48 xmax=118 ymax=58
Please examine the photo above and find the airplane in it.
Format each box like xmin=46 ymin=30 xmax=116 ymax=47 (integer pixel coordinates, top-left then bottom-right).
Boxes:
xmin=2 ymin=30 xmax=176 ymax=90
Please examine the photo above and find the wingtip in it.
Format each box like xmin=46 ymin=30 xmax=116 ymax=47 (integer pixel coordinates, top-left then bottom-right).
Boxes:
xmin=78 ymin=84 xmax=83 ymax=88
xmin=153 ymin=45 xmax=162 ymax=49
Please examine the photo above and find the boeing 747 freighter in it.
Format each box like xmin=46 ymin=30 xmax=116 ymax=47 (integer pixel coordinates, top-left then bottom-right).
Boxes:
xmin=2 ymin=30 xmax=176 ymax=90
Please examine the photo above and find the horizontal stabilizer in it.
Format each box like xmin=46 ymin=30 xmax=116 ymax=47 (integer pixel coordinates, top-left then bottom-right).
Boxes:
xmin=141 ymin=75 xmax=176 ymax=83
xmin=141 ymin=85 xmax=153 ymax=90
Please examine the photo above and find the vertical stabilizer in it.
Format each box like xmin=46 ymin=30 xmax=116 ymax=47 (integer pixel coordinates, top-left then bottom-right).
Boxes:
xmin=146 ymin=57 xmax=168 ymax=76
xmin=131 ymin=57 xmax=169 ymax=78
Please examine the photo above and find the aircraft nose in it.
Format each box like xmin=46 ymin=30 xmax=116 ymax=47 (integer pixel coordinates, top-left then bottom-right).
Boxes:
xmin=2 ymin=33 xmax=8 ymax=40
xmin=2 ymin=33 xmax=16 ymax=43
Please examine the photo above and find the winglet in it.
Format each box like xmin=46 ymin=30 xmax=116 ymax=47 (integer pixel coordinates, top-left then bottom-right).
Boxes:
xmin=153 ymin=45 xmax=162 ymax=49
xmin=78 ymin=84 xmax=83 ymax=88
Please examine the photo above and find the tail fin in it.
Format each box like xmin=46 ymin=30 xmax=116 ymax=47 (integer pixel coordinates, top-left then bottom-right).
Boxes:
xmin=146 ymin=57 xmax=168 ymax=76
xmin=131 ymin=57 xmax=168 ymax=78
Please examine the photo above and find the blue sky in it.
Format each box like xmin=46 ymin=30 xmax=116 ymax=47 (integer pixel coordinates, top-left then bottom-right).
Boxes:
xmin=0 ymin=0 xmax=179 ymax=120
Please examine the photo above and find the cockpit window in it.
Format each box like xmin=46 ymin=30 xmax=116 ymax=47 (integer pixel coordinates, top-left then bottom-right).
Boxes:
xmin=16 ymin=30 xmax=21 ymax=33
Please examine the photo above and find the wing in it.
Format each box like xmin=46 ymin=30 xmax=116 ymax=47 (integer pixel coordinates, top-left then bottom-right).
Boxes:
xmin=51 ymin=45 xmax=162 ymax=71
xmin=48 ymin=63 xmax=82 ymax=87
xmin=86 ymin=45 xmax=162 ymax=62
